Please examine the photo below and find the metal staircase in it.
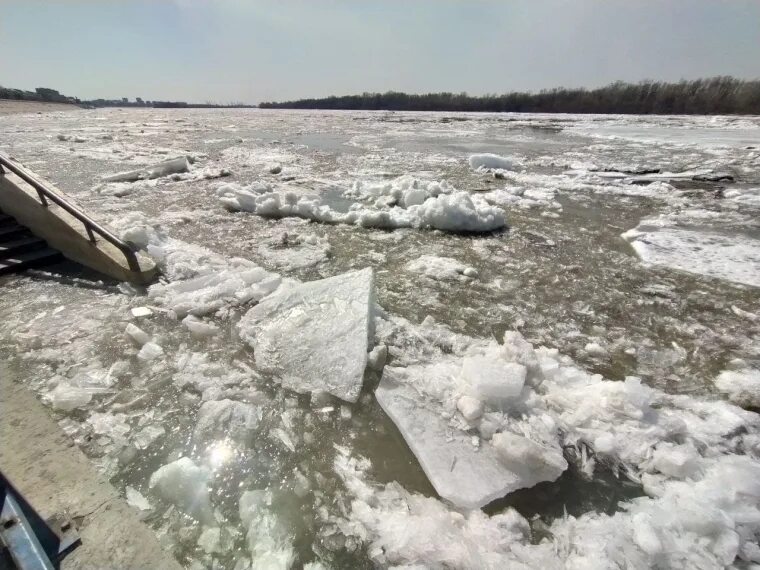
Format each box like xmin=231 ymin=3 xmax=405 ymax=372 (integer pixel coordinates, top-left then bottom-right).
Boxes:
xmin=0 ymin=209 xmax=63 ymax=276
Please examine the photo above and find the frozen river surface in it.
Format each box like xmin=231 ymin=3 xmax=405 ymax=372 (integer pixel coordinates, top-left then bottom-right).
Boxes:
xmin=1 ymin=109 xmax=760 ymax=569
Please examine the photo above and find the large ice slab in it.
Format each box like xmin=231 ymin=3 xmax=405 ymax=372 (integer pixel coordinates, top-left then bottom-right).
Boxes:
xmin=376 ymin=369 xmax=566 ymax=509
xmin=623 ymin=224 xmax=760 ymax=288
xmin=238 ymin=268 xmax=374 ymax=403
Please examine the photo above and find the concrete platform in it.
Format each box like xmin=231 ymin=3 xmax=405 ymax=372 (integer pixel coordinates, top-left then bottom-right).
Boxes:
xmin=0 ymin=365 xmax=182 ymax=570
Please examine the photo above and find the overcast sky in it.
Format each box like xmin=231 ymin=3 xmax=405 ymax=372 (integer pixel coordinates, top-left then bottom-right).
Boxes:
xmin=2 ymin=0 xmax=759 ymax=104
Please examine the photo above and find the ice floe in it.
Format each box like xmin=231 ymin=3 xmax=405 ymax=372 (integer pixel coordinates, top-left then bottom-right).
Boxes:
xmin=238 ymin=268 xmax=374 ymax=402
xmin=623 ymin=222 xmax=760 ymax=287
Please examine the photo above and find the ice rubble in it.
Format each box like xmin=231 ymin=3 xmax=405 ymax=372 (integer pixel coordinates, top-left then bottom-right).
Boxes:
xmin=622 ymin=222 xmax=760 ymax=288
xmin=239 ymin=490 xmax=296 ymax=569
xmin=468 ymin=153 xmax=515 ymax=171
xmin=405 ymin=255 xmax=478 ymax=281
xmin=715 ymin=368 xmax=760 ymax=408
xmin=332 ymin=315 xmax=760 ymax=568
xmin=217 ymin=177 xmax=506 ymax=233
xmin=238 ymin=268 xmax=374 ymax=403
xmin=112 ymin=213 xmax=281 ymax=317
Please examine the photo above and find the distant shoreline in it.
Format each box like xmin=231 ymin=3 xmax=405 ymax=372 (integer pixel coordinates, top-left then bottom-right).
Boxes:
xmin=260 ymin=77 xmax=760 ymax=116
xmin=0 ymin=99 xmax=81 ymax=115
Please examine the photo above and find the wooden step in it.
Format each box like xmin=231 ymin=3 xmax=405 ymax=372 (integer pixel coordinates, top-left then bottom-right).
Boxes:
xmin=0 ymin=236 xmax=48 ymax=259
xmin=0 ymin=248 xmax=64 ymax=275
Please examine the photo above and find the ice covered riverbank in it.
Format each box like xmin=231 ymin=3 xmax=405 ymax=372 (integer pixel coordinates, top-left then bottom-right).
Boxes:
xmin=1 ymin=108 xmax=759 ymax=569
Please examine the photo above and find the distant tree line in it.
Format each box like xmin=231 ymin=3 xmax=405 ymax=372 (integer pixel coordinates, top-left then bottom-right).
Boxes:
xmin=259 ymin=77 xmax=760 ymax=115
xmin=0 ymin=85 xmax=255 ymax=109
xmin=0 ymin=86 xmax=79 ymax=104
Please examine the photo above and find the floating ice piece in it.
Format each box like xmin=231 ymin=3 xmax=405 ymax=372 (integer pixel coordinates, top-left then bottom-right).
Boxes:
xmin=194 ymin=399 xmax=262 ymax=443
xmin=715 ymin=368 xmax=760 ymax=408
xmin=405 ymin=255 xmax=477 ymax=282
xmin=376 ymin=371 xmax=565 ymax=509
xmin=125 ymin=323 xmax=150 ymax=346
xmin=102 ymin=157 xmax=190 ymax=183
xmin=182 ymin=315 xmax=220 ymax=338
xmin=130 ymin=306 xmax=153 ymax=318
xmin=137 ymin=341 xmax=163 ymax=361
xmin=468 ymin=153 xmax=514 ymax=171
xmin=367 ymin=344 xmax=387 ymax=371
xmin=239 ymin=268 xmax=374 ymax=403
xmin=49 ymin=383 xmax=92 ymax=411
xmin=125 ymin=486 xmax=151 ymax=511
xmin=149 ymin=457 xmax=213 ymax=524
xmin=623 ymin=223 xmax=760 ymax=287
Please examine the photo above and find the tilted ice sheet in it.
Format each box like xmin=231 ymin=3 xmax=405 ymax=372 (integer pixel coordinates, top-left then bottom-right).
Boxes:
xmin=376 ymin=371 xmax=566 ymax=509
xmin=622 ymin=224 xmax=760 ymax=288
xmin=238 ymin=268 xmax=374 ymax=403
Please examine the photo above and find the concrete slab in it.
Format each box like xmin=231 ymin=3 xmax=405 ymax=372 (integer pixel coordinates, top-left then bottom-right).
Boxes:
xmin=0 ymin=365 xmax=182 ymax=570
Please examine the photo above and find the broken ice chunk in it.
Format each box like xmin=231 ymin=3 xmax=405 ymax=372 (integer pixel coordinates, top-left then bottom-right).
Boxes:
xmin=194 ymin=399 xmax=262 ymax=443
xmin=183 ymin=315 xmax=221 ymax=338
xmin=491 ymin=432 xmax=567 ymax=483
xmin=130 ymin=306 xmax=153 ymax=318
xmin=376 ymin=371 xmax=566 ymax=509
xmin=367 ymin=344 xmax=388 ymax=371
xmin=49 ymin=383 xmax=92 ymax=411
xmin=456 ymin=395 xmax=484 ymax=421
xmin=461 ymin=356 xmax=526 ymax=404
xmin=238 ymin=268 xmax=374 ymax=403
xmin=149 ymin=457 xmax=213 ymax=524
xmin=125 ymin=323 xmax=150 ymax=346
xmin=137 ymin=342 xmax=163 ymax=361
xmin=126 ymin=486 xmax=152 ymax=511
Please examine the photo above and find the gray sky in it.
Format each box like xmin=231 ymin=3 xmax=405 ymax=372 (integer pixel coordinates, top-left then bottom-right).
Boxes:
xmin=2 ymin=0 xmax=759 ymax=104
